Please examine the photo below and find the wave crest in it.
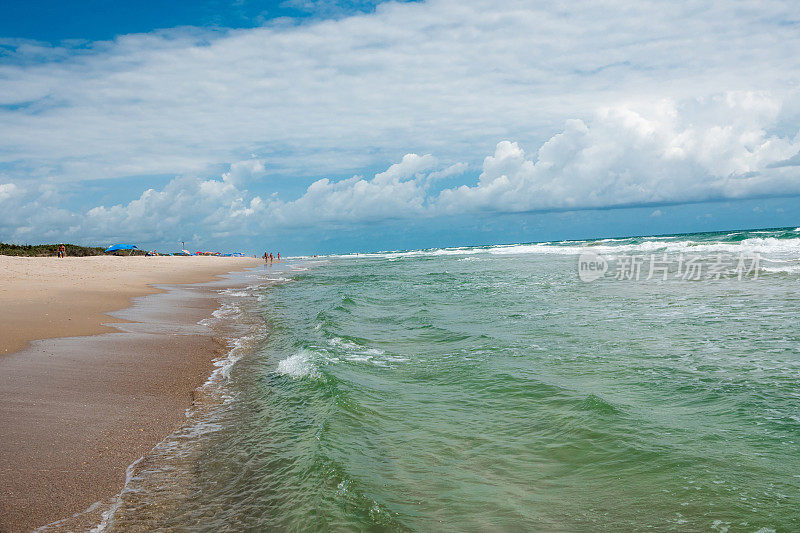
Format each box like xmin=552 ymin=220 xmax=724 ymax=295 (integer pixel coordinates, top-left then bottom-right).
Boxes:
xmin=276 ymin=350 xmax=320 ymax=379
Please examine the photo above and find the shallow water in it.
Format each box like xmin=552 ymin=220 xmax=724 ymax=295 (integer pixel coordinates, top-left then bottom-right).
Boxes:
xmin=106 ymin=228 xmax=800 ymax=532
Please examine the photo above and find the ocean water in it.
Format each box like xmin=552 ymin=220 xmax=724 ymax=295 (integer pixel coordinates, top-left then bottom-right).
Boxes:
xmin=104 ymin=228 xmax=800 ymax=532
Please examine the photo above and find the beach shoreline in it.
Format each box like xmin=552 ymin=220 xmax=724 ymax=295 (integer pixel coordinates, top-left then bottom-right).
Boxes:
xmin=0 ymin=256 xmax=262 ymax=532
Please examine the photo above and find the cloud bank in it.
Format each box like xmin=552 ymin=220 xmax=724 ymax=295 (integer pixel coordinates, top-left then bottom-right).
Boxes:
xmin=2 ymin=91 xmax=798 ymax=246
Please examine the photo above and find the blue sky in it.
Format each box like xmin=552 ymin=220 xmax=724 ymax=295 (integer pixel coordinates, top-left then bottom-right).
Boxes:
xmin=0 ymin=1 xmax=398 ymax=42
xmin=1 ymin=0 xmax=799 ymax=254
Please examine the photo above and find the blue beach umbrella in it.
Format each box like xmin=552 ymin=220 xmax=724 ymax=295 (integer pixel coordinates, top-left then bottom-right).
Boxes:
xmin=104 ymin=243 xmax=138 ymax=252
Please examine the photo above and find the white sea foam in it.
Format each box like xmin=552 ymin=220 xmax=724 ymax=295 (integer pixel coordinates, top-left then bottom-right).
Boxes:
xmin=334 ymin=236 xmax=800 ymax=261
xmin=761 ymin=264 xmax=800 ymax=274
xmin=486 ymin=237 xmax=800 ymax=258
xmin=276 ymin=350 xmax=320 ymax=379
xmin=199 ymin=301 xmax=241 ymax=326
xmin=212 ymin=332 xmax=263 ymax=385
xmin=328 ymin=336 xmax=384 ymax=355
xmin=344 ymin=354 xmax=374 ymax=363
xmin=325 ymin=337 xmax=409 ymax=366
xmin=218 ymin=287 xmax=251 ymax=297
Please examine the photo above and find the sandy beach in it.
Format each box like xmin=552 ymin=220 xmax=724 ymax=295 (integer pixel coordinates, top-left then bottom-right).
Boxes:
xmin=0 ymin=255 xmax=260 ymax=357
xmin=0 ymin=255 xmax=261 ymax=532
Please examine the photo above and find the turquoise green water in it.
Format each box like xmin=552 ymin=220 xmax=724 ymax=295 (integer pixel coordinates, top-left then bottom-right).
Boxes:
xmin=108 ymin=228 xmax=800 ymax=531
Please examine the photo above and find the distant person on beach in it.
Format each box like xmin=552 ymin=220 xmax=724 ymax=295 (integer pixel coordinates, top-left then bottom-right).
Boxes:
xmin=57 ymin=244 xmax=66 ymax=258
xmin=277 ymin=253 xmax=280 ymax=261
xmin=269 ymin=253 xmax=274 ymax=264
xmin=263 ymin=251 xmax=268 ymax=264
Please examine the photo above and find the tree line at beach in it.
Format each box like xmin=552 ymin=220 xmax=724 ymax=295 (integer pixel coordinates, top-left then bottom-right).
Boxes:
xmin=0 ymin=243 xmax=147 ymax=257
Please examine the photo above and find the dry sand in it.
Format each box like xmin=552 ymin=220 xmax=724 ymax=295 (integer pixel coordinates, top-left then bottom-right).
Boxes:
xmin=0 ymin=255 xmax=260 ymax=356
xmin=0 ymin=255 xmax=262 ymax=532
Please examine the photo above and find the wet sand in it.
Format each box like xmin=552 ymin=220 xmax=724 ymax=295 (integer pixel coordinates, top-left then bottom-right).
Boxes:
xmin=0 ymin=256 xmax=261 ymax=532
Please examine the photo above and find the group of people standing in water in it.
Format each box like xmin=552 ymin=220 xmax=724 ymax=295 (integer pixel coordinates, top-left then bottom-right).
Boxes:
xmin=263 ymin=251 xmax=280 ymax=265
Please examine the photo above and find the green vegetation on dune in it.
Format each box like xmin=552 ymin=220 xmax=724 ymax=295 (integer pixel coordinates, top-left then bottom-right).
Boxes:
xmin=0 ymin=243 xmax=146 ymax=257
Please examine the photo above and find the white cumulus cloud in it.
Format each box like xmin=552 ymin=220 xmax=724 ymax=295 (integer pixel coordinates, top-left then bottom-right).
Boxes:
xmin=267 ymin=154 xmax=454 ymax=225
xmin=437 ymin=93 xmax=800 ymax=214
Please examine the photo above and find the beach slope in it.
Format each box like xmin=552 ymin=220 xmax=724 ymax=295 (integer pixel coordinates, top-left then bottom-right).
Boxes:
xmin=0 ymin=255 xmax=261 ymax=531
